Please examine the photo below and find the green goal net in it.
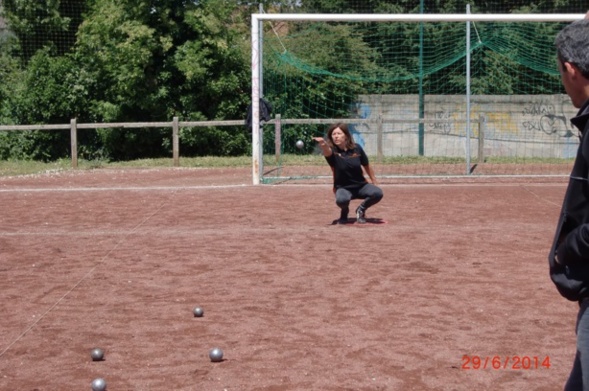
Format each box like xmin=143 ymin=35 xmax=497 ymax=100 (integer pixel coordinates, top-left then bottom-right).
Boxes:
xmin=252 ymin=13 xmax=584 ymax=184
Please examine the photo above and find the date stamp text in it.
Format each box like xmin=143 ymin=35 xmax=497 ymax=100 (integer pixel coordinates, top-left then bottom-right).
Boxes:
xmin=461 ymin=355 xmax=551 ymax=370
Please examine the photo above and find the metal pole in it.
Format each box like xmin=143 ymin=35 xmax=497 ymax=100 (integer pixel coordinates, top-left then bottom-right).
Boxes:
xmin=251 ymin=15 xmax=261 ymax=184
xmin=259 ymin=3 xmax=264 ymax=98
xmin=418 ymin=0 xmax=424 ymax=156
xmin=465 ymin=5 xmax=472 ymax=175
xmin=254 ymin=13 xmax=583 ymax=22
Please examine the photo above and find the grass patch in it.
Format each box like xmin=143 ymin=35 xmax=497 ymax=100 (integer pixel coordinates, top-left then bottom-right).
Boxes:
xmin=0 ymin=156 xmax=253 ymax=177
xmin=0 ymin=154 xmax=576 ymax=178
xmin=0 ymin=154 xmax=325 ymax=177
xmin=0 ymin=159 xmax=74 ymax=177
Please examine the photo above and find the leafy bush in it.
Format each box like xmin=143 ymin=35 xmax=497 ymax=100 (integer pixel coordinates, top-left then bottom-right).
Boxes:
xmin=179 ymin=126 xmax=249 ymax=157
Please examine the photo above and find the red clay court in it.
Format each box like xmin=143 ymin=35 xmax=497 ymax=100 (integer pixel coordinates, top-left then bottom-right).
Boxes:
xmin=0 ymin=167 xmax=579 ymax=390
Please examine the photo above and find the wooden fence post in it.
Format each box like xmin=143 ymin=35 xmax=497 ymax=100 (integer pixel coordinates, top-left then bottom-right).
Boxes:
xmin=274 ymin=114 xmax=281 ymax=163
xmin=478 ymin=114 xmax=486 ymax=163
xmin=70 ymin=118 xmax=78 ymax=169
xmin=172 ymin=116 xmax=179 ymax=167
xmin=377 ymin=113 xmax=383 ymax=163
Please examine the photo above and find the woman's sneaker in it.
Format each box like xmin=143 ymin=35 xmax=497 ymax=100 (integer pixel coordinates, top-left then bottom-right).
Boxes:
xmin=337 ymin=207 xmax=349 ymax=224
xmin=356 ymin=205 xmax=366 ymax=224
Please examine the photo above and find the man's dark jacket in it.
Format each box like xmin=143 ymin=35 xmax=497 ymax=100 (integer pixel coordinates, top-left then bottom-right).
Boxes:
xmin=550 ymin=99 xmax=589 ymax=301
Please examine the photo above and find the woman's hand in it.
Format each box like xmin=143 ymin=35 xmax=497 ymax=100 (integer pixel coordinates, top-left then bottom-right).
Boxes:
xmin=313 ymin=137 xmax=332 ymax=157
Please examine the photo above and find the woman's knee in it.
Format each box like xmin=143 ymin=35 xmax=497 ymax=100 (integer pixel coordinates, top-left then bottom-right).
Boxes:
xmin=375 ymin=188 xmax=384 ymax=200
xmin=335 ymin=189 xmax=352 ymax=205
xmin=335 ymin=197 xmax=350 ymax=207
xmin=370 ymin=187 xmax=384 ymax=202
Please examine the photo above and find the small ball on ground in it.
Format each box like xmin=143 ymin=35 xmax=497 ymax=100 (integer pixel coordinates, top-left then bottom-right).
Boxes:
xmin=90 ymin=348 xmax=104 ymax=361
xmin=91 ymin=378 xmax=107 ymax=391
xmin=296 ymin=140 xmax=304 ymax=149
xmin=209 ymin=347 xmax=224 ymax=362
xmin=193 ymin=306 xmax=204 ymax=317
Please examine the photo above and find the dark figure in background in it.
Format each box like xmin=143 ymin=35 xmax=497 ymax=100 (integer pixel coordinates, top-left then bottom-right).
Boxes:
xmin=313 ymin=123 xmax=383 ymax=224
xmin=245 ymin=98 xmax=273 ymax=130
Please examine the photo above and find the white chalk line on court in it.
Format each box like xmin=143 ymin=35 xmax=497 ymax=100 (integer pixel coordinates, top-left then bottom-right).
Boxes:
xmin=0 ymin=181 xmax=566 ymax=193
xmin=0 ymin=228 xmax=254 ymax=236
xmin=519 ymin=184 xmax=563 ymax=208
xmin=0 ymin=191 xmax=174 ymax=359
xmin=0 ymin=184 xmax=249 ymax=192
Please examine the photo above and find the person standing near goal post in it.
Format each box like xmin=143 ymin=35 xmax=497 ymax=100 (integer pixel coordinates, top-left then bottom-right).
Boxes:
xmin=313 ymin=123 xmax=383 ymax=224
xmin=549 ymin=11 xmax=589 ymax=391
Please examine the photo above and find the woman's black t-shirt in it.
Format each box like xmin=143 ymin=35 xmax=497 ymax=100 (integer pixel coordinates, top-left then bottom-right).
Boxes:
xmin=325 ymin=144 xmax=369 ymax=189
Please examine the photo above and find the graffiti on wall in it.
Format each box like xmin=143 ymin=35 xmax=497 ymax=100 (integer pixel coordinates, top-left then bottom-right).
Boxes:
xmin=521 ymin=99 xmax=573 ymax=138
xmin=348 ymin=102 xmax=369 ymax=148
xmin=428 ymin=108 xmax=453 ymax=135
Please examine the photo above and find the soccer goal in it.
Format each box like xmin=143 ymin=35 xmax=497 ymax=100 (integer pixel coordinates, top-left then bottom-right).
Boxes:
xmin=250 ymin=12 xmax=584 ymax=185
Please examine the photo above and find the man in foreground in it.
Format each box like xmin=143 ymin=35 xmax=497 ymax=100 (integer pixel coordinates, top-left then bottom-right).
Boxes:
xmin=549 ymin=12 xmax=589 ymax=390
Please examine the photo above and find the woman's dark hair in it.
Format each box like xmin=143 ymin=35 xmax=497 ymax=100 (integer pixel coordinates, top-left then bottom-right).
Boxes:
xmin=327 ymin=123 xmax=356 ymax=150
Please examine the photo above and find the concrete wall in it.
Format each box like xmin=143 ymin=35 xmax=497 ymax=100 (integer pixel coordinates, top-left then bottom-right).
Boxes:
xmin=352 ymin=94 xmax=579 ymax=159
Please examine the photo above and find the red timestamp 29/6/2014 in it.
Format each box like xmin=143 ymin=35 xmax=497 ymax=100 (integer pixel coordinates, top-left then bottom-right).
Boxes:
xmin=461 ymin=355 xmax=551 ymax=370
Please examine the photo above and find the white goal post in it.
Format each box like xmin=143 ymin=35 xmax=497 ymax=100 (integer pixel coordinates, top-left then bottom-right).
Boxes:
xmin=250 ymin=12 xmax=585 ymax=185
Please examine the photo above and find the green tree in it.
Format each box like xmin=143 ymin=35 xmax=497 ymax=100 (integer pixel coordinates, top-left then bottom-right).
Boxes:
xmin=2 ymin=0 xmax=85 ymax=61
xmin=1 ymin=0 xmax=255 ymax=160
xmin=72 ymin=0 xmax=252 ymax=159
xmin=1 ymin=48 xmax=97 ymax=160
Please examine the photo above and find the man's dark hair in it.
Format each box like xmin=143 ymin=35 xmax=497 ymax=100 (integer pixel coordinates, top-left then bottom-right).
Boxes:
xmin=555 ymin=19 xmax=589 ymax=79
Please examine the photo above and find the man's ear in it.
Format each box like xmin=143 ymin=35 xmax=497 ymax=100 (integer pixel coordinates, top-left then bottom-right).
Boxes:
xmin=564 ymin=61 xmax=580 ymax=78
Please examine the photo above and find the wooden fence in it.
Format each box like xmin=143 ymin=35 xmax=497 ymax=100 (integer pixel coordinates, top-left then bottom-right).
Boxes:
xmin=0 ymin=116 xmax=485 ymax=183
xmin=0 ymin=117 xmax=245 ymax=168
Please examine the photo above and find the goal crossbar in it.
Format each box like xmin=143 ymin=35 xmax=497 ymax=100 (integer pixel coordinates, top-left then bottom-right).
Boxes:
xmin=253 ymin=13 xmax=583 ymax=23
